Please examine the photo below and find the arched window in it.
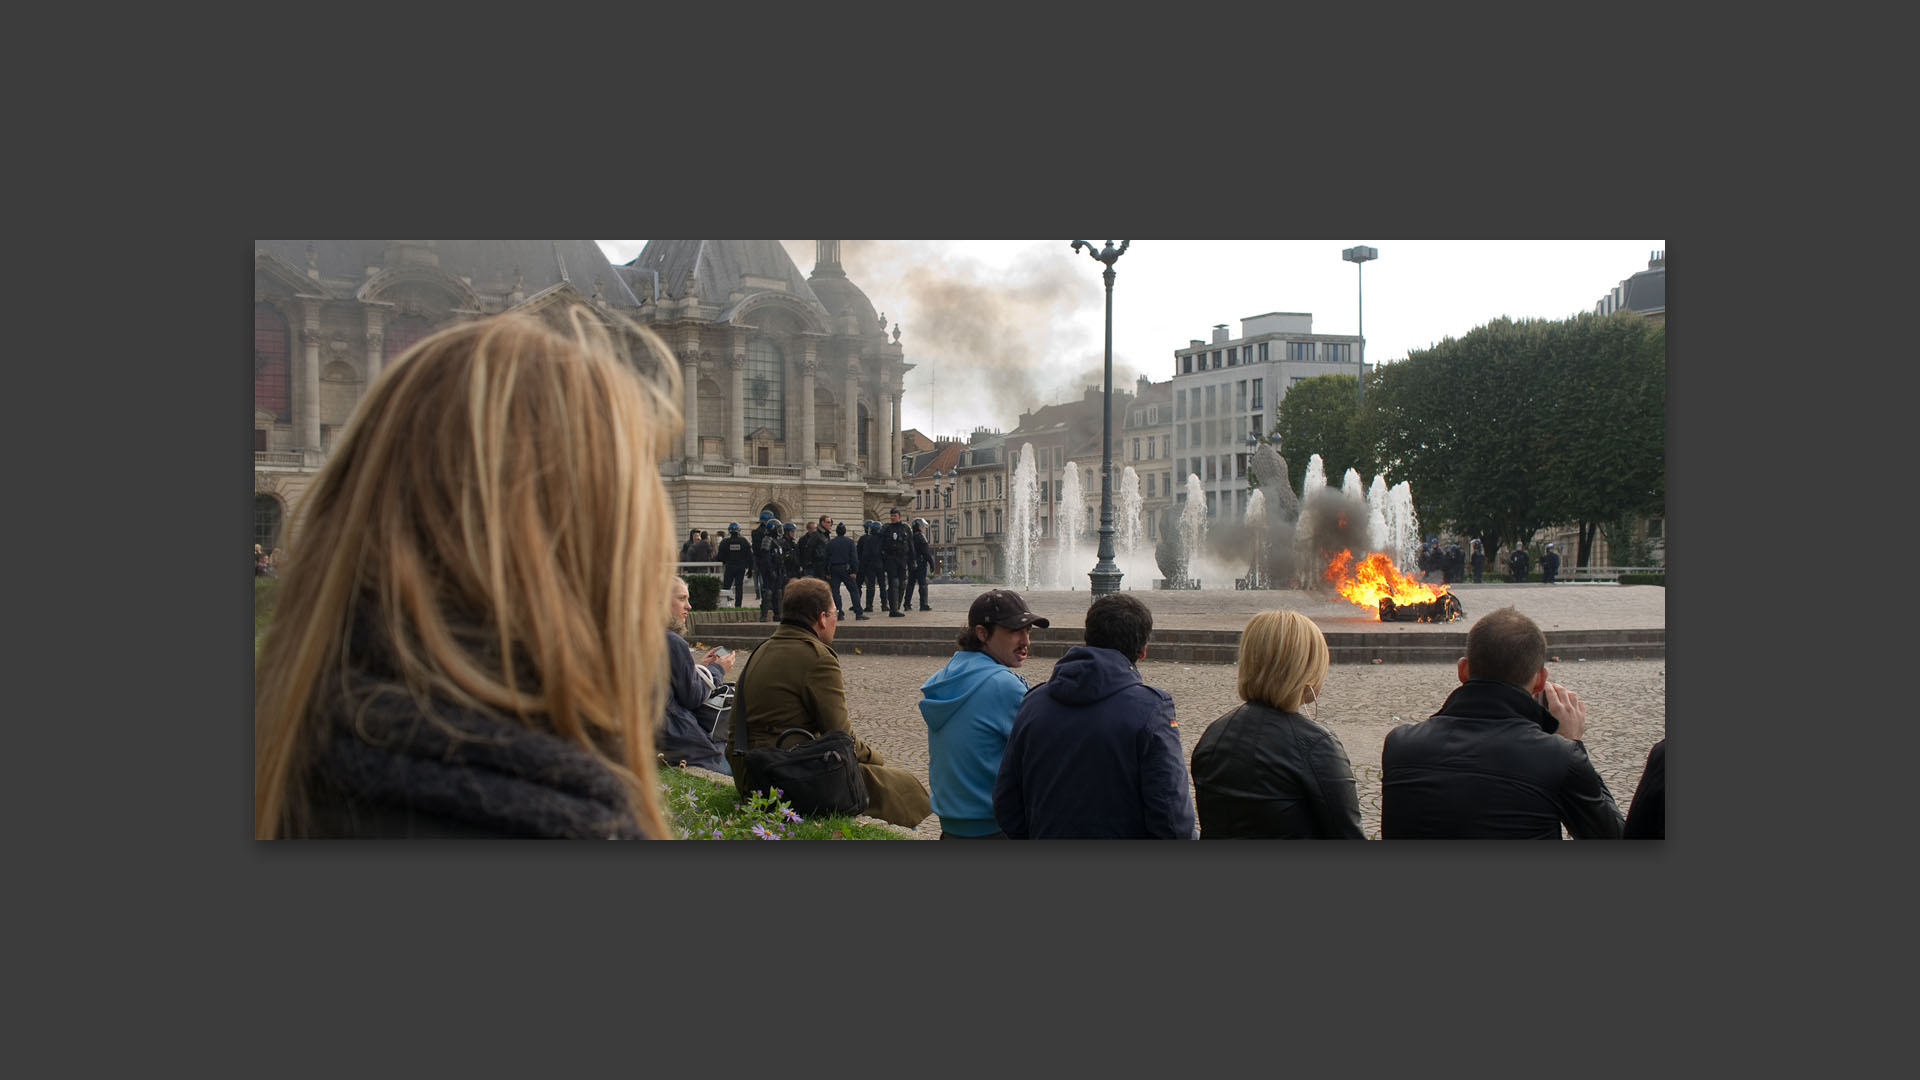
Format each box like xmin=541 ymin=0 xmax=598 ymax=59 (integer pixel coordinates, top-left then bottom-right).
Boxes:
xmin=744 ymin=339 xmax=785 ymax=440
xmin=255 ymin=494 xmax=284 ymax=552
xmin=814 ymin=386 xmax=838 ymax=450
xmin=384 ymin=315 xmax=434 ymax=363
xmin=697 ymin=377 xmax=725 ymax=438
xmin=254 ymin=303 xmax=290 ymax=422
xmin=857 ymin=402 xmax=871 ymax=457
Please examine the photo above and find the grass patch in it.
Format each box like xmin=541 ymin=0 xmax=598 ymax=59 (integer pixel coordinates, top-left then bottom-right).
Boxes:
xmin=656 ymin=765 xmax=909 ymax=840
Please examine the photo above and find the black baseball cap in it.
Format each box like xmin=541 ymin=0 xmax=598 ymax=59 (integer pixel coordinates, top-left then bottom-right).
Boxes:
xmin=967 ymin=589 xmax=1050 ymax=631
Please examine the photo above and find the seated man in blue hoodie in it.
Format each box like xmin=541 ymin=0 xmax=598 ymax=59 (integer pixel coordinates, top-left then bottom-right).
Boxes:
xmin=918 ymin=589 xmax=1051 ymax=839
xmin=993 ymin=593 xmax=1195 ymax=839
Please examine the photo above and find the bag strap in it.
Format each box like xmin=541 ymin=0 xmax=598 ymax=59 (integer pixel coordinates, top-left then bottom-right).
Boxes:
xmin=775 ymin=727 xmax=817 ymax=749
xmin=728 ymin=645 xmax=760 ymax=768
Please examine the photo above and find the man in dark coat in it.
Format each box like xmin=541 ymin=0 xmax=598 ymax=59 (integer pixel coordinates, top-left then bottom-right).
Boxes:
xmin=907 ymin=517 xmax=936 ymax=611
xmin=726 ymin=578 xmax=930 ymax=828
xmin=1469 ymin=539 xmax=1485 ymax=583
xmin=879 ymin=508 xmax=913 ymax=617
xmin=779 ymin=522 xmax=802 ymax=581
xmin=1508 ymin=542 xmax=1531 ymax=583
xmin=659 ymin=576 xmax=736 ymax=774
xmin=857 ymin=520 xmax=885 ymax=614
xmin=992 ymin=593 xmax=1194 ymax=839
xmin=1623 ymin=738 xmax=1665 ymax=839
xmin=795 ymin=515 xmax=829 ymax=580
xmin=1442 ymin=541 xmax=1463 ymax=584
xmin=716 ymin=522 xmax=754 ymax=608
xmin=1380 ymin=605 xmax=1624 ymax=839
xmin=825 ymin=522 xmax=866 ymax=621
xmin=1540 ymin=542 xmax=1561 ymax=584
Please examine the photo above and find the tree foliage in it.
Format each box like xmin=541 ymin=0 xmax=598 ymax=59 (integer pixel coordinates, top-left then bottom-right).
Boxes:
xmin=1366 ymin=312 xmax=1664 ymax=560
xmin=1270 ymin=373 xmax=1375 ymax=495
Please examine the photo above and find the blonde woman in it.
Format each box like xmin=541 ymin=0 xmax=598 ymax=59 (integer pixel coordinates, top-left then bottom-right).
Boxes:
xmin=254 ymin=306 xmax=682 ymax=838
xmin=1189 ymin=610 xmax=1365 ymax=838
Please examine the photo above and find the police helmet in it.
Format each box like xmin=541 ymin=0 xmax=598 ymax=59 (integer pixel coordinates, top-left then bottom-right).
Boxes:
xmin=759 ymin=510 xmax=774 ymax=521
xmin=783 ymin=522 xmax=797 ymax=533
xmin=913 ymin=518 xmax=928 ymax=528
xmin=728 ymin=522 xmax=740 ymax=531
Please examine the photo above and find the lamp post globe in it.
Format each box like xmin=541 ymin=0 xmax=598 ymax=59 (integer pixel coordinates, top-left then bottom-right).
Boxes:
xmin=1342 ymin=245 xmax=1378 ymax=406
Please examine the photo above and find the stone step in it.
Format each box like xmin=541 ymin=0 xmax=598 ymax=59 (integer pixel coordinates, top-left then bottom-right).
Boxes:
xmin=685 ymin=622 xmax=1664 ymax=665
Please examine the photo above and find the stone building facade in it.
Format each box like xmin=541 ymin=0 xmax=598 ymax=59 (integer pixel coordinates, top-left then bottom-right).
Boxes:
xmin=252 ymin=240 xmax=914 ymax=553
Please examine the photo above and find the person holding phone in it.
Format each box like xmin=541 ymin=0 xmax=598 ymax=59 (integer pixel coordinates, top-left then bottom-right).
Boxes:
xmin=1380 ymin=605 xmax=1623 ymax=839
xmin=659 ymin=577 xmax=736 ymax=774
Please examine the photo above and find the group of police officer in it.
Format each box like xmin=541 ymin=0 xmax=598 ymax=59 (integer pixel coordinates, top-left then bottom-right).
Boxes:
xmin=708 ymin=507 xmax=938 ymax=622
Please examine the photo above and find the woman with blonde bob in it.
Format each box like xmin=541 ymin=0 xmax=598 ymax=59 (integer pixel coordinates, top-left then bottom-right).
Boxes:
xmin=254 ymin=306 xmax=682 ymax=838
xmin=1188 ymin=609 xmax=1366 ymax=838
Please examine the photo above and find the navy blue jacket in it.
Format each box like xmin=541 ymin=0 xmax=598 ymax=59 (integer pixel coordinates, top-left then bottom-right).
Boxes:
xmin=825 ymin=535 xmax=858 ymax=573
xmin=993 ymin=645 xmax=1195 ymax=839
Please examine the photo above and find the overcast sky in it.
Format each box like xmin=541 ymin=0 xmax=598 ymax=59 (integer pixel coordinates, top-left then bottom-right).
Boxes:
xmin=596 ymin=239 xmax=1664 ymax=443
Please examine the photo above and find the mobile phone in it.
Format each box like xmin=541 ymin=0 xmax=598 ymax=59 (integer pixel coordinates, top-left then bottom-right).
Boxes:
xmin=1534 ymin=688 xmax=1558 ymax=735
xmin=711 ymin=646 xmax=732 ymax=658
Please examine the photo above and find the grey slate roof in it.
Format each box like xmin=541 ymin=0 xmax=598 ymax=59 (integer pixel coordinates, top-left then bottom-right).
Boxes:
xmin=1624 ymin=266 xmax=1665 ymax=314
xmin=627 ymin=240 xmax=834 ymax=324
xmin=255 ymin=241 xmax=640 ymax=307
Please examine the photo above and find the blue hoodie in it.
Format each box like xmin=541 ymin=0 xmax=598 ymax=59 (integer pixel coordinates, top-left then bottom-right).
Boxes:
xmin=993 ymin=645 xmax=1194 ymax=839
xmin=919 ymin=649 xmax=1029 ymax=836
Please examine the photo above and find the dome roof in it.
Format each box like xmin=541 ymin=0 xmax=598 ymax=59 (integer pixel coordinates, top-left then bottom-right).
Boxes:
xmin=806 ymin=240 xmax=882 ymax=333
xmin=255 ymin=240 xmax=639 ymax=306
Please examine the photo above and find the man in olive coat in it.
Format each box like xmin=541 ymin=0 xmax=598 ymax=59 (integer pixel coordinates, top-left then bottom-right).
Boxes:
xmin=726 ymin=577 xmax=931 ymax=829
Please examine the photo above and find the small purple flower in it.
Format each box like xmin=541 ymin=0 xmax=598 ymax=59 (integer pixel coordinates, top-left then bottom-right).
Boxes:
xmin=751 ymin=823 xmax=779 ymax=840
xmin=782 ymin=808 xmax=802 ymax=823
xmin=771 ymin=788 xmax=783 ymax=800
xmin=710 ymin=829 xmax=722 ymax=839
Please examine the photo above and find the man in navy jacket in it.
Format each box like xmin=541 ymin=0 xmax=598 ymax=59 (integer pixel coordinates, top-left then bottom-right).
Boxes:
xmin=993 ymin=593 xmax=1194 ymax=839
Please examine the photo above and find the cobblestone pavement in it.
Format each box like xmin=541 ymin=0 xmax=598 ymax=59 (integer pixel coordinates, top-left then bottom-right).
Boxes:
xmin=703 ymin=582 xmax=1666 ymax=839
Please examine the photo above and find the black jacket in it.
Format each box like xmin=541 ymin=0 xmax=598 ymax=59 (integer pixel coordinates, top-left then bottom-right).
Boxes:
xmin=825 ymin=534 xmax=858 ymax=572
xmin=1623 ymin=738 xmax=1664 ymax=839
xmin=717 ymin=533 xmax=753 ymax=568
xmin=1381 ymin=679 xmax=1623 ymax=839
xmin=1190 ymin=701 xmax=1366 ymax=838
xmin=796 ymin=528 xmax=826 ymax=575
xmin=910 ymin=530 xmax=934 ymax=571
xmin=880 ymin=521 xmax=912 ymax=563
xmin=856 ymin=532 xmax=882 ymax=570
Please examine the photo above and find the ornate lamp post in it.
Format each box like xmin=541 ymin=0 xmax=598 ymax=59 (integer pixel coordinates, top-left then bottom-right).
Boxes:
xmin=1070 ymin=240 xmax=1130 ymax=596
xmin=1342 ymin=245 xmax=1377 ymax=406
xmin=938 ymin=468 xmax=958 ymax=576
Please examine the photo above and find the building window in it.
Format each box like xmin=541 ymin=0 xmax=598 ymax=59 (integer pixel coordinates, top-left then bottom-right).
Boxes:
xmin=1161 ymin=436 xmax=1169 ymax=458
xmin=1147 ymin=406 xmax=1158 ymax=423
xmin=1204 ymin=386 xmax=1216 ymax=417
xmin=1205 ymin=419 xmax=1217 ymax=446
xmin=1258 ymin=342 xmax=1269 ymax=363
xmin=1324 ymin=343 xmax=1351 ymax=364
xmin=1205 ymin=457 xmax=1216 ymax=481
xmin=1236 ymin=380 xmax=1247 ymax=412
xmin=1146 ymin=472 xmax=1156 ymax=497
xmin=1250 ymin=413 xmax=1262 ymax=437
xmin=1132 ymin=437 xmax=1141 ymax=460
xmin=1252 ymin=378 xmax=1263 ymax=409
xmin=1227 ymin=347 xmax=1237 ymax=366
xmin=745 ymin=339 xmax=786 ymax=440
xmin=254 ymin=494 xmax=283 ymax=552
xmin=1289 ymin=341 xmax=1312 ymax=363
xmin=995 ymin=509 xmax=1003 ymax=532
xmin=253 ymin=428 xmax=268 ymax=452
xmin=1182 ymin=354 xmax=1193 ymax=374
xmin=1041 ymin=481 xmax=1050 ymax=503
xmin=383 ymin=315 xmax=434 ymax=365
xmin=1212 ymin=350 xmax=1222 ymax=369
xmin=253 ymin=303 xmax=291 ymax=422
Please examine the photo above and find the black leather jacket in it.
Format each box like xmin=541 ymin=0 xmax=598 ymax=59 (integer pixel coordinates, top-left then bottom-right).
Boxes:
xmin=1381 ymin=679 xmax=1624 ymax=839
xmin=1189 ymin=701 xmax=1366 ymax=838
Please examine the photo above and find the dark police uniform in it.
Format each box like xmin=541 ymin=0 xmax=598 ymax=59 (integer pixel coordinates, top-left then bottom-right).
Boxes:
xmin=907 ymin=523 xmax=934 ymax=610
xmin=717 ymin=527 xmax=753 ymax=607
xmin=1508 ymin=545 xmax=1530 ymax=583
xmin=879 ymin=514 xmax=913 ymax=616
xmin=754 ymin=520 xmax=786 ymax=619
xmin=826 ymin=530 xmax=863 ymax=618
xmin=1540 ymin=546 xmax=1560 ymax=584
xmin=858 ymin=522 xmax=884 ymax=613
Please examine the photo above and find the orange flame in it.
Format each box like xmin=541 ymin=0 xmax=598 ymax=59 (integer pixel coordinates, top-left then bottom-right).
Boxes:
xmin=1324 ymin=549 xmax=1450 ymax=614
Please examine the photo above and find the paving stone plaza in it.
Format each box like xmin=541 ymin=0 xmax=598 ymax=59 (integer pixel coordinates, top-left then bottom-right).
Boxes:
xmin=686 ymin=580 xmax=1667 ymax=839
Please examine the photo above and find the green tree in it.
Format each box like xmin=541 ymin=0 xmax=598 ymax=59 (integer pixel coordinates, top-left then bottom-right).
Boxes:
xmin=1270 ymin=373 xmax=1373 ymax=495
xmin=1531 ymin=312 xmax=1665 ymax=567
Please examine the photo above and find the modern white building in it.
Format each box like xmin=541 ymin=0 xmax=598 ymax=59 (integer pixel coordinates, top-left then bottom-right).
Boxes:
xmin=1167 ymin=312 xmax=1366 ymax=521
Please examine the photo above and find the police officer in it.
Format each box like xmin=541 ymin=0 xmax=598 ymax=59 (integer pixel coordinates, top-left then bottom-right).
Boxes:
xmin=1442 ymin=540 xmax=1463 ymax=585
xmin=879 ymin=507 xmax=913 ymax=617
xmin=858 ymin=520 xmax=885 ymax=615
xmin=753 ymin=512 xmax=785 ymax=620
xmin=907 ymin=517 xmax=935 ymax=611
xmin=779 ymin=522 xmax=802 ymax=582
xmin=1540 ymin=542 xmax=1561 ymax=585
xmin=795 ymin=514 xmax=827 ymax=580
xmin=826 ymin=522 xmax=866 ymax=620
xmin=1508 ymin=542 xmax=1531 ymax=583
xmin=717 ymin=522 xmax=754 ymax=607
xmin=1469 ymin=538 xmax=1485 ymax=584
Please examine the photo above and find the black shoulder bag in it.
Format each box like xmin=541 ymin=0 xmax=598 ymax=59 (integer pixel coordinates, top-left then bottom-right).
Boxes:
xmin=728 ymin=644 xmax=869 ymax=819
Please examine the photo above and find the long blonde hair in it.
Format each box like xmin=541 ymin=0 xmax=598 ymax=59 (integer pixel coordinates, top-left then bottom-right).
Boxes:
xmin=254 ymin=306 xmax=682 ymax=838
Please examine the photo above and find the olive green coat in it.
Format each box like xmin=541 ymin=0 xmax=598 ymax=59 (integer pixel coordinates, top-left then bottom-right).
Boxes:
xmin=726 ymin=621 xmax=931 ymax=829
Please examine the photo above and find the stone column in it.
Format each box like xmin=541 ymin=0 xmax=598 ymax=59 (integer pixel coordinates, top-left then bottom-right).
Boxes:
xmin=362 ymin=307 xmax=385 ymax=385
xmin=890 ymin=389 xmax=904 ymax=481
xmin=299 ymin=302 xmax=322 ymax=455
xmin=728 ymin=355 xmax=746 ymax=465
xmin=799 ymin=342 xmax=818 ymax=468
xmin=681 ymin=350 xmax=700 ymax=462
xmin=843 ymin=359 xmax=861 ymax=474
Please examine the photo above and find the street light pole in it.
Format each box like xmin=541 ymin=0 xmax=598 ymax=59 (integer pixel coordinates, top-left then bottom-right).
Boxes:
xmin=1342 ymin=245 xmax=1377 ymax=406
xmin=1071 ymin=239 xmax=1130 ymax=596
